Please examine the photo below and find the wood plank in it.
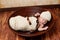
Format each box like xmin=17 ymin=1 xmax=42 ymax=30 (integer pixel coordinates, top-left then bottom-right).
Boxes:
xmin=0 ymin=7 xmax=60 ymax=40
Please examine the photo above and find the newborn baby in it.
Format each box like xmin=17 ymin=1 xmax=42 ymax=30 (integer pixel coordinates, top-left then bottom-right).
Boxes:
xmin=35 ymin=11 xmax=51 ymax=31
xmin=9 ymin=11 xmax=51 ymax=32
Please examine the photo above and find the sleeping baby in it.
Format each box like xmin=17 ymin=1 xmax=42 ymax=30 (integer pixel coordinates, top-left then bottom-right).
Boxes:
xmin=9 ymin=11 xmax=51 ymax=32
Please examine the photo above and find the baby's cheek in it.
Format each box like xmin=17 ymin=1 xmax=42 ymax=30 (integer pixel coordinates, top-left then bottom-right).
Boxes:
xmin=39 ymin=18 xmax=45 ymax=23
xmin=42 ymin=20 xmax=47 ymax=24
xmin=39 ymin=18 xmax=47 ymax=25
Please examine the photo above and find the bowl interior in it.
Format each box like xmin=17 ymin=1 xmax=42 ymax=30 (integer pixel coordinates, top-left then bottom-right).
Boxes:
xmin=8 ymin=7 xmax=55 ymax=37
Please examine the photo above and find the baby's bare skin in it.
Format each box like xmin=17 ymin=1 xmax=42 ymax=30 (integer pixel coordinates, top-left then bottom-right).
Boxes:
xmin=35 ymin=12 xmax=48 ymax=31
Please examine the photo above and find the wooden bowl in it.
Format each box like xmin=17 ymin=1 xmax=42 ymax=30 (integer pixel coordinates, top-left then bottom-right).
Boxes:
xmin=8 ymin=6 xmax=55 ymax=37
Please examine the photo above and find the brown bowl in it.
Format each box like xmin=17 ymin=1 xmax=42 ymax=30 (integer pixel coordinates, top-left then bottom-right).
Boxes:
xmin=8 ymin=6 xmax=55 ymax=37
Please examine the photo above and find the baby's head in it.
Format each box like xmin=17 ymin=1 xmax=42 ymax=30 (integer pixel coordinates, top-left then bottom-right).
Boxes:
xmin=35 ymin=11 xmax=51 ymax=25
xmin=40 ymin=11 xmax=51 ymax=24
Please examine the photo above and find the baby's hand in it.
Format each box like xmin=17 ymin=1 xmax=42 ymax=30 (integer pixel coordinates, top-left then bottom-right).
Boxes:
xmin=34 ymin=12 xmax=40 ymax=16
xmin=38 ymin=26 xmax=48 ymax=31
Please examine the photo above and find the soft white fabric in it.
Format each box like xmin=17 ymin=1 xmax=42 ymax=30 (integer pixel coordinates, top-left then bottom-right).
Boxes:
xmin=40 ymin=11 xmax=51 ymax=21
xmin=9 ymin=16 xmax=37 ymax=31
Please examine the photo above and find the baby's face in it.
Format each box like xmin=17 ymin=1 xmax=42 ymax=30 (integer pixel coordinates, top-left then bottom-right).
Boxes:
xmin=34 ymin=13 xmax=48 ymax=25
xmin=38 ymin=17 xmax=47 ymax=25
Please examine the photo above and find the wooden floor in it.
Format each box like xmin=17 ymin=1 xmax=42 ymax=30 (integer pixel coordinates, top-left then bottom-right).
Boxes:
xmin=0 ymin=7 xmax=60 ymax=40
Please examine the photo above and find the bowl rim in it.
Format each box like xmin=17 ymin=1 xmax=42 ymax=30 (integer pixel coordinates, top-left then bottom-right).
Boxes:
xmin=8 ymin=8 xmax=55 ymax=37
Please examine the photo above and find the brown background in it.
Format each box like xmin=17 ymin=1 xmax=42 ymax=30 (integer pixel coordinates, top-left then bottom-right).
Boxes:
xmin=0 ymin=5 xmax=60 ymax=40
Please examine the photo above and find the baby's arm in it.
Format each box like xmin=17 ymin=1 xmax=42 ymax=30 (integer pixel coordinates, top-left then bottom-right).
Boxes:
xmin=38 ymin=24 xmax=48 ymax=31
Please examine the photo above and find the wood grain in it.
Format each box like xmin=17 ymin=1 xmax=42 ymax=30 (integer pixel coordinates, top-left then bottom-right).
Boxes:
xmin=0 ymin=0 xmax=60 ymax=8
xmin=0 ymin=7 xmax=60 ymax=40
xmin=0 ymin=11 xmax=25 ymax=40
